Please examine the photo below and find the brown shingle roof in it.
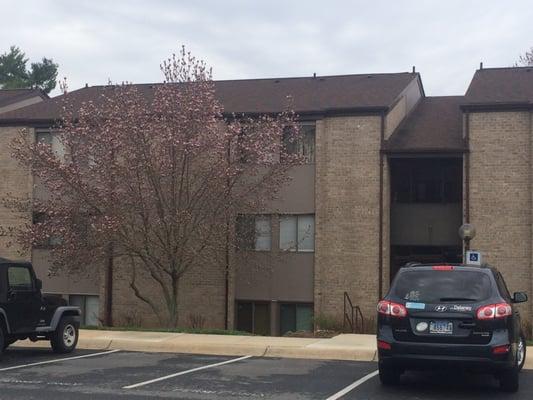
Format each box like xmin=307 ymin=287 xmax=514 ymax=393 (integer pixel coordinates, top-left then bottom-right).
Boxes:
xmin=465 ymin=67 xmax=533 ymax=105
xmin=384 ymin=96 xmax=465 ymax=153
xmin=0 ymin=88 xmax=47 ymax=108
xmin=0 ymin=72 xmax=418 ymax=123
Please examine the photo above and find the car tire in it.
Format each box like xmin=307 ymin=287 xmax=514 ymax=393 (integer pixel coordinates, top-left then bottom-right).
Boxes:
xmin=0 ymin=327 xmax=5 ymax=356
xmin=517 ymin=334 xmax=526 ymax=372
xmin=3 ymin=338 xmax=15 ymax=351
xmin=50 ymin=316 xmax=79 ymax=354
xmin=378 ymin=364 xmax=401 ymax=386
xmin=499 ymin=367 xmax=519 ymax=393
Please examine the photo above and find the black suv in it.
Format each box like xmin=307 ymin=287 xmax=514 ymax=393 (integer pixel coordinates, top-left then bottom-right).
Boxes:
xmin=377 ymin=263 xmax=528 ymax=392
xmin=0 ymin=257 xmax=81 ymax=354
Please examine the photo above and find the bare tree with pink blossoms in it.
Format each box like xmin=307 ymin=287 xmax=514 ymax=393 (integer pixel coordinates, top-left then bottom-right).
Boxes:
xmin=516 ymin=47 xmax=533 ymax=66
xmin=4 ymin=47 xmax=302 ymax=327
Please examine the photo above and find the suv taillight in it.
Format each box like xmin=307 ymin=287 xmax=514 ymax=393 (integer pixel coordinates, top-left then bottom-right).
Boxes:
xmin=377 ymin=300 xmax=407 ymax=318
xmin=476 ymin=303 xmax=512 ymax=320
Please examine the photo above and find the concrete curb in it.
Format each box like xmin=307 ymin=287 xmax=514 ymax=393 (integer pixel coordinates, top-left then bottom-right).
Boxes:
xmin=16 ymin=331 xmax=378 ymax=362
xmin=75 ymin=338 xmax=378 ymax=361
xmin=13 ymin=330 xmax=532 ymax=368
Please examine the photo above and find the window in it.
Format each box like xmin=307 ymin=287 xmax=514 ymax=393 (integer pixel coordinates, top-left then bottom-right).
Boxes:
xmin=32 ymin=211 xmax=63 ymax=248
xmin=393 ymin=270 xmax=492 ymax=303
xmin=283 ymin=123 xmax=315 ymax=163
xmin=236 ymin=301 xmax=270 ymax=335
xmin=236 ymin=215 xmax=272 ymax=251
xmin=390 ymin=159 xmax=462 ymax=204
xmin=495 ymin=272 xmax=512 ymax=300
xmin=69 ymin=295 xmax=100 ymax=326
xmin=8 ymin=266 xmax=33 ymax=291
xmin=279 ymin=214 xmax=315 ymax=252
xmin=35 ymin=129 xmax=66 ymax=161
xmin=36 ymin=131 xmax=52 ymax=145
xmin=280 ymin=303 xmax=313 ymax=335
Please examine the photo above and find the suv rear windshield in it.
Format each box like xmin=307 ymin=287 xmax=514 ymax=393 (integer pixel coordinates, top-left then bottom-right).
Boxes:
xmin=392 ymin=270 xmax=492 ymax=303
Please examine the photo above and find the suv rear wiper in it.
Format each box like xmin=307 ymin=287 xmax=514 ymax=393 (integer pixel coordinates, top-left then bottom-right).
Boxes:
xmin=439 ymin=297 xmax=477 ymax=302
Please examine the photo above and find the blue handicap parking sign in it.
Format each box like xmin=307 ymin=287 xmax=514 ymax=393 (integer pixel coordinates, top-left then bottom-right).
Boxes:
xmin=466 ymin=250 xmax=482 ymax=265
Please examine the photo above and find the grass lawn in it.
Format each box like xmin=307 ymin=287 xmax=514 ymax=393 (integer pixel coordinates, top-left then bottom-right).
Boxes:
xmin=528 ymin=340 xmax=533 ymax=346
xmin=82 ymin=325 xmax=252 ymax=336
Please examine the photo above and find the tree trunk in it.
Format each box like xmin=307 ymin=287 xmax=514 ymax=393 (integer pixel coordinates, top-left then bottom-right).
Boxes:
xmin=104 ymin=242 xmax=114 ymax=326
xmin=168 ymin=275 xmax=180 ymax=328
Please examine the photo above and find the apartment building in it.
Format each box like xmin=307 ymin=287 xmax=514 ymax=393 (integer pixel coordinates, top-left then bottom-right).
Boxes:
xmin=0 ymin=66 xmax=532 ymax=335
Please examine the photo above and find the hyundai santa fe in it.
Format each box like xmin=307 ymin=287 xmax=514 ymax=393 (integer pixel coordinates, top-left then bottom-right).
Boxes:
xmin=377 ymin=263 xmax=528 ymax=392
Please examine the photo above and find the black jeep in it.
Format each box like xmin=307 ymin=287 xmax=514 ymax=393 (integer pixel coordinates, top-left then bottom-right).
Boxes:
xmin=377 ymin=263 xmax=528 ymax=392
xmin=0 ymin=257 xmax=81 ymax=354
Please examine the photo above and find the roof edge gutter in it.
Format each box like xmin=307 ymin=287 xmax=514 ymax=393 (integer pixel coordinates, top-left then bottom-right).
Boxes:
xmin=460 ymin=102 xmax=532 ymax=112
xmin=222 ymin=106 xmax=390 ymax=120
xmin=0 ymin=118 xmax=58 ymax=127
xmin=381 ymin=148 xmax=468 ymax=155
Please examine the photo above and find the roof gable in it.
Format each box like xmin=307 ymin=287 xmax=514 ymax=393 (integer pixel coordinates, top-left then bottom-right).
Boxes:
xmin=384 ymin=96 xmax=465 ymax=153
xmin=0 ymin=88 xmax=47 ymax=107
xmin=465 ymin=67 xmax=533 ymax=106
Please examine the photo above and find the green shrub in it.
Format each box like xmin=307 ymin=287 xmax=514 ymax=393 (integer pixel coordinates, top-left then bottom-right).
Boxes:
xmin=312 ymin=313 xmax=344 ymax=332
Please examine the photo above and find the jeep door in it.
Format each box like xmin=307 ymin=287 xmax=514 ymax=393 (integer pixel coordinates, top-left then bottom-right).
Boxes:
xmin=4 ymin=265 xmax=42 ymax=332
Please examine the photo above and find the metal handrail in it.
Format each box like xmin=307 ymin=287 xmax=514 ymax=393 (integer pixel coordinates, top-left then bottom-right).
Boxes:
xmin=343 ymin=292 xmax=364 ymax=333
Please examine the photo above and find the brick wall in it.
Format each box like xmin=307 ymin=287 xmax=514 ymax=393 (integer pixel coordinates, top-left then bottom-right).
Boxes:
xmin=0 ymin=126 xmax=33 ymax=261
xmin=468 ymin=111 xmax=533 ymax=330
xmin=314 ymin=115 xmax=382 ymax=325
xmin=107 ymin=250 xmax=228 ymax=329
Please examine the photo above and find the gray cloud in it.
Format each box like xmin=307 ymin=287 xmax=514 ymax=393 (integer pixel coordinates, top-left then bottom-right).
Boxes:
xmin=1 ymin=0 xmax=532 ymax=96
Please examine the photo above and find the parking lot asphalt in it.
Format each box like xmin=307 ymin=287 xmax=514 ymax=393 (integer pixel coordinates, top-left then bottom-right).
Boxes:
xmin=0 ymin=347 xmax=532 ymax=399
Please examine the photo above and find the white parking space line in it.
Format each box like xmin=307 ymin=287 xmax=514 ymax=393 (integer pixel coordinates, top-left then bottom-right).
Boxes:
xmin=123 ymin=355 xmax=253 ymax=389
xmin=0 ymin=349 xmax=121 ymax=372
xmin=325 ymin=370 xmax=379 ymax=400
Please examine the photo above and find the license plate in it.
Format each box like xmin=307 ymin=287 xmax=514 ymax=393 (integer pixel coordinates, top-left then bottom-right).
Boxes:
xmin=429 ymin=321 xmax=453 ymax=334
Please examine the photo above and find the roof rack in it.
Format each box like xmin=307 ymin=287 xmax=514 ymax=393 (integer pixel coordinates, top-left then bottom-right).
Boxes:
xmin=401 ymin=262 xmax=490 ymax=269
xmin=403 ymin=261 xmax=421 ymax=267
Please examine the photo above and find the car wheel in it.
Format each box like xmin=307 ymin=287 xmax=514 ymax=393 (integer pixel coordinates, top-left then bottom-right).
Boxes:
xmin=378 ymin=364 xmax=401 ymax=386
xmin=517 ymin=335 xmax=526 ymax=371
xmin=3 ymin=338 xmax=15 ymax=351
xmin=0 ymin=327 xmax=4 ymax=355
xmin=499 ymin=367 xmax=519 ymax=393
xmin=51 ymin=316 xmax=79 ymax=354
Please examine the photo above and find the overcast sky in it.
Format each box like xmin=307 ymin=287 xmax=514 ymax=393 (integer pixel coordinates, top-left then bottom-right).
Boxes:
xmin=1 ymin=0 xmax=532 ymax=97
